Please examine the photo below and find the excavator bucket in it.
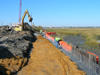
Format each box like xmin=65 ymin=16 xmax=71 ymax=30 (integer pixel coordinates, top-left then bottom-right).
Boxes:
xmin=29 ymin=17 xmax=33 ymax=22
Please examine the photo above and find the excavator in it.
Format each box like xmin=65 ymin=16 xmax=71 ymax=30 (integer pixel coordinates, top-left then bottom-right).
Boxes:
xmin=15 ymin=9 xmax=33 ymax=31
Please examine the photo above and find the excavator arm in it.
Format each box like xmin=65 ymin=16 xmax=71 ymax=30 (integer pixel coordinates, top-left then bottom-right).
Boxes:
xmin=22 ymin=9 xmax=33 ymax=30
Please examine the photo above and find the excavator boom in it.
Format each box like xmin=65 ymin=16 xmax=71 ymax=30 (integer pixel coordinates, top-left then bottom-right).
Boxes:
xmin=22 ymin=9 xmax=33 ymax=30
xmin=15 ymin=9 xmax=33 ymax=31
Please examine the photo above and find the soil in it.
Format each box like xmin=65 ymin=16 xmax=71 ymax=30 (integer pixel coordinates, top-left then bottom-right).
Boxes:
xmin=17 ymin=36 xmax=85 ymax=75
xmin=0 ymin=30 xmax=36 ymax=75
xmin=0 ymin=28 xmax=85 ymax=75
xmin=0 ymin=56 xmax=27 ymax=75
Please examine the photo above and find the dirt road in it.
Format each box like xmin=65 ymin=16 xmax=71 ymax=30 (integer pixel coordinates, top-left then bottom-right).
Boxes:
xmin=18 ymin=36 xmax=85 ymax=75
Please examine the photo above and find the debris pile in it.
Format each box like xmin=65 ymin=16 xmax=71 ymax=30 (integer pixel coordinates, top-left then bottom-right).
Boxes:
xmin=0 ymin=31 xmax=35 ymax=58
xmin=0 ymin=28 xmax=36 ymax=74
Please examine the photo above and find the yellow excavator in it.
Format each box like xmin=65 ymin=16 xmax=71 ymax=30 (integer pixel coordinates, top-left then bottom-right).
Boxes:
xmin=15 ymin=9 xmax=33 ymax=31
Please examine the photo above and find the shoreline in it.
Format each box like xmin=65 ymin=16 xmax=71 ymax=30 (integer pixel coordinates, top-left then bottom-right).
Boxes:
xmin=50 ymin=33 xmax=100 ymax=59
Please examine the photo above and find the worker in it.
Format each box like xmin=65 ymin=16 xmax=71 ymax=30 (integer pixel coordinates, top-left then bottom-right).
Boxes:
xmin=40 ymin=29 xmax=42 ymax=35
xmin=54 ymin=37 xmax=62 ymax=48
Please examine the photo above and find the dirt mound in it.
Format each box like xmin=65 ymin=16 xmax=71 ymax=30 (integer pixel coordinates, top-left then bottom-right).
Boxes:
xmin=0 ymin=30 xmax=36 ymax=75
xmin=0 ymin=56 xmax=27 ymax=75
xmin=0 ymin=31 xmax=35 ymax=58
xmin=18 ymin=36 xmax=85 ymax=75
xmin=24 ymin=22 xmax=32 ymax=30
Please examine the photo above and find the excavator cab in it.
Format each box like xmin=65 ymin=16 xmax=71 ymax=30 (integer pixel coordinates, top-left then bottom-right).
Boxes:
xmin=15 ymin=25 xmax=22 ymax=31
xmin=15 ymin=9 xmax=33 ymax=31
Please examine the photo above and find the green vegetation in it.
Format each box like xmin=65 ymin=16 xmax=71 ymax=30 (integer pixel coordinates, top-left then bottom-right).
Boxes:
xmin=32 ymin=26 xmax=44 ymax=32
xmin=46 ymin=28 xmax=100 ymax=48
xmin=49 ymin=33 xmax=66 ymax=41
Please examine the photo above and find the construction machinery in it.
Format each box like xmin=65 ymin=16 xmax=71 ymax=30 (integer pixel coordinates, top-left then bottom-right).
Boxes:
xmin=15 ymin=9 xmax=33 ymax=31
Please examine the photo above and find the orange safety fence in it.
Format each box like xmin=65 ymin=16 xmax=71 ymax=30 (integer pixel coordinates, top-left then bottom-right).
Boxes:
xmin=48 ymin=36 xmax=54 ymax=42
xmin=47 ymin=32 xmax=56 ymax=35
xmin=44 ymin=31 xmax=47 ymax=33
xmin=87 ymin=51 xmax=99 ymax=64
xmin=45 ymin=32 xmax=99 ymax=63
xmin=45 ymin=33 xmax=54 ymax=42
xmin=45 ymin=32 xmax=72 ymax=52
xmin=51 ymin=37 xmax=54 ymax=42
xmin=59 ymin=41 xmax=72 ymax=52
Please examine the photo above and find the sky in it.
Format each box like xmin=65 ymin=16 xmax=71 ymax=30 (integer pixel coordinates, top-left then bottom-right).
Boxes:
xmin=0 ymin=0 xmax=100 ymax=27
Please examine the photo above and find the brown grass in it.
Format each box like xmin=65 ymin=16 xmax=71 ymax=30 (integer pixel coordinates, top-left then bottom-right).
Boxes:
xmin=45 ymin=28 xmax=100 ymax=47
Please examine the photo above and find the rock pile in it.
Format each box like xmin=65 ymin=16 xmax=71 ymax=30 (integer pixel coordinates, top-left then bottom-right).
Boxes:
xmin=0 ymin=31 xmax=35 ymax=58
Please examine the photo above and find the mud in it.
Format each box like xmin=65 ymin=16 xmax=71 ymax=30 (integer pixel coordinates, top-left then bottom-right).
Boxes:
xmin=64 ymin=35 xmax=100 ymax=59
xmin=18 ymin=36 xmax=85 ymax=75
xmin=64 ymin=35 xmax=85 ymax=47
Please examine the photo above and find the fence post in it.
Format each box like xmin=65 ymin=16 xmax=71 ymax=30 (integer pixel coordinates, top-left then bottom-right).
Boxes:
xmin=89 ymin=54 xmax=91 ymax=68
xmin=96 ymin=57 xmax=99 ymax=74
xmin=80 ymin=51 xmax=82 ymax=62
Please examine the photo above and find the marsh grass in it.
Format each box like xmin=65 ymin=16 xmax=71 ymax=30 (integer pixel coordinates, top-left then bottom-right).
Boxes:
xmin=50 ymin=33 xmax=66 ymax=40
xmin=46 ymin=28 xmax=100 ymax=48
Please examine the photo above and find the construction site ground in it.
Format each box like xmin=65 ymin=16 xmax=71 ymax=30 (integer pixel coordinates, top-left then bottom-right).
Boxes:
xmin=18 ymin=35 xmax=85 ymax=75
xmin=0 ymin=31 xmax=35 ymax=75
xmin=0 ymin=30 xmax=86 ymax=75
xmin=46 ymin=35 xmax=98 ymax=75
